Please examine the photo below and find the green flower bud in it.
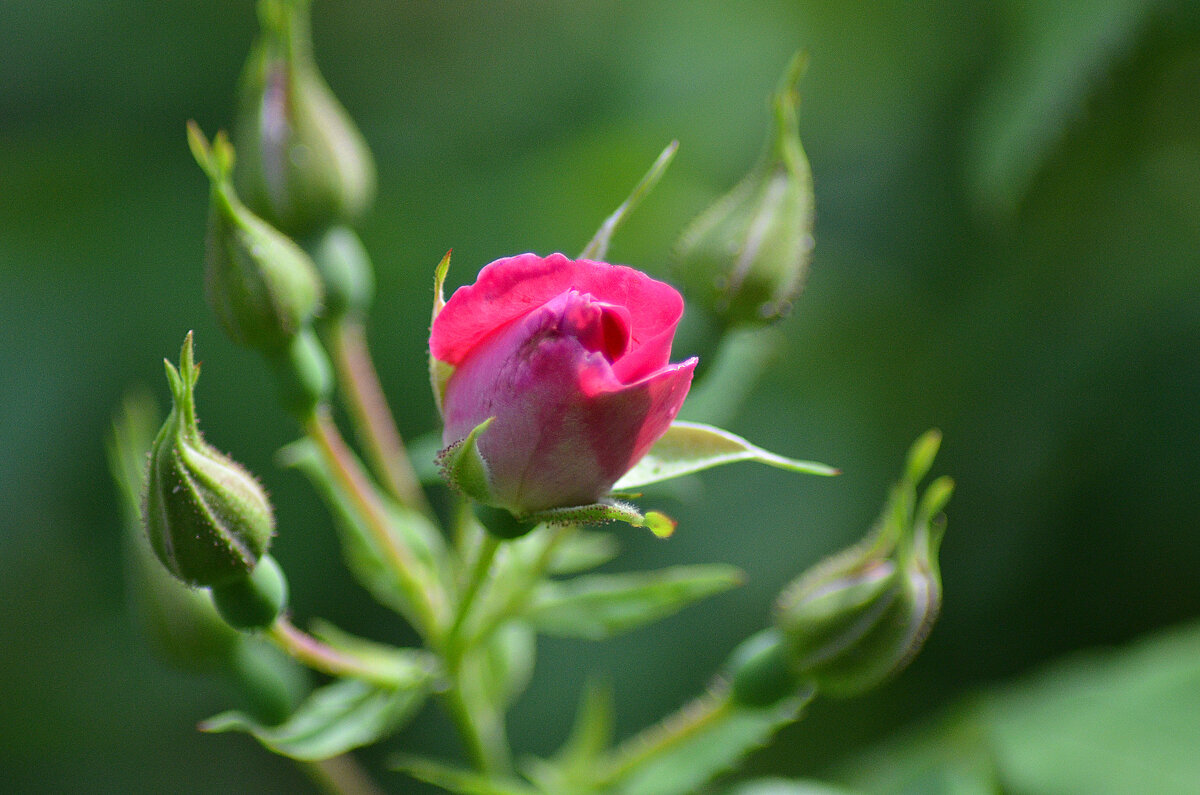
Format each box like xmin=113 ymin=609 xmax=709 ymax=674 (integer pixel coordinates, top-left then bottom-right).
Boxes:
xmin=211 ymin=554 xmax=289 ymax=631
xmin=108 ymin=391 xmax=243 ymax=671
xmin=775 ymin=430 xmax=951 ymax=697
xmin=674 ymin=53 xmax=814 ymax=328
xmin=306 ymin=224 xmax=375 ymax=320
xmin=234 ymin=0 xmax=376 ymax=239
xmin=143 ymin=332 xmax=276 ymax=588
xmin=189 ymin=121 xmax=323 ymax=355
xmin=727 ymin=628 xmax=803 ymax=708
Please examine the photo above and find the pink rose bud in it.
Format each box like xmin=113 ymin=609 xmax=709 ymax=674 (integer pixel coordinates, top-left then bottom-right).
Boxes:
xmin=430 ymin=253 xmax=698 ymax=515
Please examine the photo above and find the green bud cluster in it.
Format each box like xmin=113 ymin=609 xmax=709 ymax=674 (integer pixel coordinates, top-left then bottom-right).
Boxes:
xmin=234 ymin=0 xmax=376 ymax=240
xmin=143 ymin=333 xmax=288 ymax=630
xmin=674 ymin=53 xmax=814 ymax=328
xmin=774 ymin=430 xmax=951 ymax=697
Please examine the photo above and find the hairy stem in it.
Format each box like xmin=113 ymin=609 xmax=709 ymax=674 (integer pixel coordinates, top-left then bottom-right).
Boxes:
xmin=268 ymin=617 xmax=401 ymax=688
xmin=304 ymin=408 xmax=445 ymax=639
xmin=328 ymin=318 xmax=431 ymax=516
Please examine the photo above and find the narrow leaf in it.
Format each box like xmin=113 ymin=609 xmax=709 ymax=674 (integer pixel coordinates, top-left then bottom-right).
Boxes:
xmin=615 ymin=421 xmax=839 ymax=491
xmin=392 ymin=755 xmax=540 ymax=795
xmin=548 ymin=529 xmax=621 ymax=575
xmin=525 ymin=500 xmax=677 ymax=538
xmin=201 ymin=677 xmax=429 ymax=760
xmin=613 ymin=693 xmax=811 ymax=795
xmin=581 ymin=140 xmax=679 ymax=261
xmin=527 ymin=565 xmax=743 ymax=640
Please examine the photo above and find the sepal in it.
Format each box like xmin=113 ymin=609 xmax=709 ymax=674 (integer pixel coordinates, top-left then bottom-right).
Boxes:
xmin=614 ymin=420 xmax=838 ymax=491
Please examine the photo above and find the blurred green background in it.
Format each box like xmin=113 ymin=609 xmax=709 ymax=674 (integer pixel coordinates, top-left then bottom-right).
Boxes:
xmin=3 ymin=0 xmax=1199 ymax=792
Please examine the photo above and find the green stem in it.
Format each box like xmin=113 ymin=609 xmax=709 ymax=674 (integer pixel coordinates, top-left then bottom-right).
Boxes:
xmin=304 ymin=408 xmax=445 ymax=639
xmin=268 ymin=617 xmax=401 ymax=688
xmin=328 ymin=318 xmax=431 ymax=516
xmin=464 ymin=523 xmax=572 ymax=650
xmin=678 ymin=326 xmax=780 ymax=427
xmin=299 ymin=754 xmax=388 ymax=795
xmin=445 ymin=532 xmax=501 ymax=662
xmin=594 ymin=684 xmax=736 ymax=788
xmin=438 ymin=681 xmax=512 ymax=775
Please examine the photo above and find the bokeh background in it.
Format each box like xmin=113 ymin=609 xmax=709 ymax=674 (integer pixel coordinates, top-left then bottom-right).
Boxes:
xmin=3 ymin=0 xmax=1199 ymax=792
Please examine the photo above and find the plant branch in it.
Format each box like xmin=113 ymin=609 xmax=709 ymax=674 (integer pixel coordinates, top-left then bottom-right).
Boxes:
xmin=268 ymin=616 xmax=403 ymax=688
xmin=299 ymin=753 xmax=388 ymax=795
xmin=304 ymin=408 xmax=445 ymax=639
xmin=327 ymin=318 xmax=432 ymax=516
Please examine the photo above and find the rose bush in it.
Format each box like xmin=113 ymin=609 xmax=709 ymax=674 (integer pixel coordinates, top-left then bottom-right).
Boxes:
xmin=430 ymin=252 xmax=697 ymax=515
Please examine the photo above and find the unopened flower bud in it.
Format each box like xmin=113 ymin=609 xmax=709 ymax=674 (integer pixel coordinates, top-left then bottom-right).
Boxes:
xmin=144 ymin=333 xmax=276 ymax=588
xmin=189 ymin=122 xmax=323 ymax=355
xmin=234 ymin=0 xmax=376 ymax=239
xmin=306 ymin=224 xmax=375 ymax=320
xmin=775 ymin=430 xmax=951 ymax=697
xmin=211 ymin=554 xmax=289 ymax=631
xmin=674 ymin=53 xmax=814 ymax=327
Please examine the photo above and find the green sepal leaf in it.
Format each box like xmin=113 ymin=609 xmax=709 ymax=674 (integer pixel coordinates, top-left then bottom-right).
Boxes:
xmin=278 ymin=439 xmax=450 ymax=621
xmin=201 ymin=675 xmax=430 ymax=760
xmin=438 ymin=417 xmax=496 ymax=505
xmin=525 ymin=500 xmax=677 ymax=538
xmin=580 ymin=140 xmax=679 ymax=262
xmin=548 ymin=529 xmax=621 ymax=575
xmin=527 ymin=564 xmax=743 ymax=640
xmin=609 ymin=691 xmax=813 ymax=795
xmin=614 ymin=421 xmax=839 ymax=491
xmin=392 ymin=755 xmax=540 ymax=795
xmin=430 ymin=250 xmax=454 ymax=413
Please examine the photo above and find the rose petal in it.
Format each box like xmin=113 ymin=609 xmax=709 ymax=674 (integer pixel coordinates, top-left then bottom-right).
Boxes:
xmin=431 ymin=253 xmax=683 ymax=374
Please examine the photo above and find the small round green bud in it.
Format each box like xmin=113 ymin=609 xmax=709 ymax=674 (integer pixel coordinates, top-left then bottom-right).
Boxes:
xmin=143 ymin=333 xmax=276 ymax=588
xmin=266 ymin=327 xmax=333 ymax=420
xmin=727 ymin=628 xmax=802 ymax=707
xmin=674 ymin=53 xmax=813 ymax=328
xmin=188 ymin=122 xmax=324 ymax=355
xmin=234 ymin=0 xmax=376 ymax=239
xmin=211 ymin=554 xmax=289 ymax=631
xmin=774 ymin=431 xmax=950 ymax=697
xmin=306 ymin=225 xmax=375 ymax=320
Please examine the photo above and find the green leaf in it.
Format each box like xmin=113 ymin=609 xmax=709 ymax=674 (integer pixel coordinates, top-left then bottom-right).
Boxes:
xmin=612 ymin=693 xmax=811 ymax=795
xmin=724 ymin=780 xmax=860 ymax=795
xmin=964 ymin=0 xmax=1152 ymax=215
xmin=461 ymin=621 xmax=537 ymax=712
xmin=613 ymin=421 xmax=839 ymax=491
xmin=279 ymin=439 xmax=450 ymax=620
xmin=392 ymin=755 xmax=540 ymax=795
xmin=527 ymin=565 xmax=743 ymax=640
xmin=548 ymin=529 xmax=621 ymax=575
xmin=525 ymin=500 xmax=677 ymax=538
xmin=201 ymin=676 xmax=429 ymax=760
xmin=836 ymin=622 xmax=1200 ymax=795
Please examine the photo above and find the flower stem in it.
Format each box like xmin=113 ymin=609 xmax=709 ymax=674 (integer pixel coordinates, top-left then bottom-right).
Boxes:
xmin=445 ymin=532 xmax=500 ymax=662
xmin=304 ymin=408 xmax=445 ymax=639
xmin=438 ymin=679 xmax=512 ymax=775
xmin=268 ymin=616 xmax=401 ymax=688
xmin=593 ymin=683 xmax=735 ymax=788
xmin=464 ymin=523 xmax=572 ymax=650
xmin=299 ymin=754 xmax=388 ymax=795
xmin=328 ymin=317 xmax=431 ymax=516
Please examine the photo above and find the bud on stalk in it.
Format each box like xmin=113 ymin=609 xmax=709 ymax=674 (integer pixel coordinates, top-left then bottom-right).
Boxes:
xmin=674 ymin=53 xmax=814 ymax=328
xmin=234 ymin=0 xmax=376 ymax=239
xmin=774 ymin=430 xmax=951 ymax=697
xmin=144 ymin=333 xmax=277 ymax=588
xmin=189 ymin=122 xmax=324 ymax=356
